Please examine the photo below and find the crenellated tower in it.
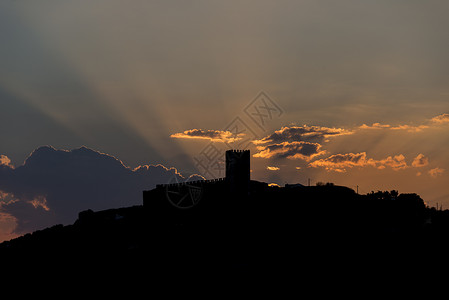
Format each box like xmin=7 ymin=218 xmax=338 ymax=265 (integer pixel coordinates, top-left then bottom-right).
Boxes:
xmin=225 ymin=150 xmax=250 ymax=197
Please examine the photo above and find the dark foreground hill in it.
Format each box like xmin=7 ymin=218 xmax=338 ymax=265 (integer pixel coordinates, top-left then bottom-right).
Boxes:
xmin=2 ymin=184 xmax=449 ymax=290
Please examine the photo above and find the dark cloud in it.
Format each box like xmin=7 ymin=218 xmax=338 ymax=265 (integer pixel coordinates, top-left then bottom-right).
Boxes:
xmin=0 ymin=146 xmax=199 ymax=235
xmin=254 ymin=141 xmax=326 ymax=161
xmin=253 ymin=125 xmax=353 ymax=145
xmin=252 ymin=125 xmax=350 ymax=160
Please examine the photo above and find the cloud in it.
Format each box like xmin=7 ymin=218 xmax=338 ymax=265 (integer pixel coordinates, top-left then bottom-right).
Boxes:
xmin=359 ymin=123 xmax=428 ymax=132
xmin=359 ymin=123 xmax=392 ymax=130
xmin=309 ymin=152 xmax=373 ymax=173
xmin=431 ymin=113 xmax=449 ymax=124
xmin=359 ymin=113 xmax=449 ymax=133
xmin=412 ymin=154 xmax=429 ymax=168
xmin=253 ymin=125 xmax=353 ymax=145
xmin=253 ymin=141 xmax=326 ymax=161
xmin=309 ymin=152 xmax=408 ymax=172
xmin=252 ymin=125 xmax=350 ymax=161
xmin=266 ymin=166 xmax=280 ymax=171
xmin=376 ymin=154 xmax=408 ymax=170
xmin=170 ymin=129 xmax=243 ymax=143
xmin=0 ymin=211 xmax=18 ymax=242
xmin=0 ymin=146 xmax=196 ymax=236
xmin=0 ymin=155 xmax=12 ymax=168
xmin=429 ymin=167 xmax=445 ymax=178
xmin=390 ymin=125 xmax=429 ymax=132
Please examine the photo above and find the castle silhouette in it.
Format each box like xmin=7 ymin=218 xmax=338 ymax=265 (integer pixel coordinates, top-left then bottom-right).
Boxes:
xmin=143 ymin=150 xmax=253 ymax=211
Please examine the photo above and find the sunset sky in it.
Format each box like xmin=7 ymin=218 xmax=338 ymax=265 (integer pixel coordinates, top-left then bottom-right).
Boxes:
xmin=1 ymin=1 xmax=449 ymax=241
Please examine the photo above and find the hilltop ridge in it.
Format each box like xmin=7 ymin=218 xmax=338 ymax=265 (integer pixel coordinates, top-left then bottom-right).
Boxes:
xmin=2 ymin=183 xmax=449 ymax=280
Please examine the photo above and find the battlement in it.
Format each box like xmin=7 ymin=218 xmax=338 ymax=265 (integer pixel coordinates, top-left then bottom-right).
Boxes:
xmin=156 ymin=177 xmax=226 ymax=189
xmin=145 ymin=150 xmax=251 ymax=209
xmin=227 ymin=149 xmax=250 ymax=153
xmin=154 ymin=150 xmax=250 ymax=191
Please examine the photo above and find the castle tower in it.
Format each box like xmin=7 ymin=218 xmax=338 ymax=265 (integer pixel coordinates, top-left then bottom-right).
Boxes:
xmin=226 ymin=150 xmax=250 ymax=196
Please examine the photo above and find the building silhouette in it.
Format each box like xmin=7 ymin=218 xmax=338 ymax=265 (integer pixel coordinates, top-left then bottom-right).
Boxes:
xmin=225 ymin=150 xmax=250 ymax=196
xmin=143 ymin=149 xmax=253 ymax=212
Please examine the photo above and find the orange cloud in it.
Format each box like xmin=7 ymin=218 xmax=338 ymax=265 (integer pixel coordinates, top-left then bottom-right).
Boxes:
xmin=28 ymin=195 xmax=50 ymax=211
xmin=431 ymin=113 xmax=449 ymax=124
xmin=359 ymin=113 xmax=449 ymax=133
xmin=376 ymin=154 xmax=407 ymax=170
xmin=309 ymin=152 xmax=408 ymax=172
xmin=359 ymin=123 xmax=428 ymax=132
xmin=170 ymin=129 xmax=244 ymax=143
xmin=309 ymin=152 xmax=373 ymax=173
xmin=429 ymin=167 xmax=445 ymax=178
xmin=267 ymin=166 xmax=280 ymax=171
xmin=412 ymin=154 xmax=429 ymax=168
xmin=359 ymin=123 xmax=391 ymax=130
xmin=390 ymin=125 xmax=429 ymax=132
xmin=0 ymin=155 xmax=12 ymax=168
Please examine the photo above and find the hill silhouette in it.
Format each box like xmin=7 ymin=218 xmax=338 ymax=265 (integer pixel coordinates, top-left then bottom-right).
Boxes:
xmin=2 ymin=149 xmax=449 ymax=290
xmin=2 ymin=182 xmax=449 ymax=287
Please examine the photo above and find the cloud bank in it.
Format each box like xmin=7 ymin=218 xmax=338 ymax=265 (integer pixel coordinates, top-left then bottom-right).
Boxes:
xmin=309 ymin=152 xmax=437 ymax=173
xmin=0 ymin=146 xmax=201 ymax=237
xmin=253 ymin=114 xmax=447 ymax=175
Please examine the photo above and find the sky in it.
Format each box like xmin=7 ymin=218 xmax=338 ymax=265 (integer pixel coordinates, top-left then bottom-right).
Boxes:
xmin=1 ymin=0 xmax=449 ymax=241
